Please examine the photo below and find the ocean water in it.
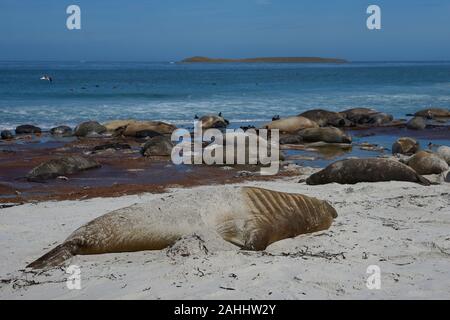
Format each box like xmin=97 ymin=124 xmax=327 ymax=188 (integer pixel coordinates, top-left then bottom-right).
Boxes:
xmin=1 ymin=61 xmax=450 ymax=130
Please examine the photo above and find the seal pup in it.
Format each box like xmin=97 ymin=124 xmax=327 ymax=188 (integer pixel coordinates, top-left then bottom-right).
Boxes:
xmin=262 ymin=116 xmax=318 ymax=133
xmin=26 ymin=187 xmax=337 ymax=269
xmin=306 ymin=158 xmax=431 ymax=186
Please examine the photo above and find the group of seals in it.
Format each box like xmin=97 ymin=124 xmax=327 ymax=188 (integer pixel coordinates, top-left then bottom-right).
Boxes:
xmin=27 ymin=187 xmax=337 ymax=269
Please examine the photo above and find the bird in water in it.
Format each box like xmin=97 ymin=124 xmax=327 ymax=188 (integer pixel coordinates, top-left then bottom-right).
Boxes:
xmin=40 ymin=75 xmax=52 ymax=82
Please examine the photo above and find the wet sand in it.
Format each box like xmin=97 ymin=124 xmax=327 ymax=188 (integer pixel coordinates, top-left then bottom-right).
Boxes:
xmin=0 ymin=134 xmax=296 ymax=203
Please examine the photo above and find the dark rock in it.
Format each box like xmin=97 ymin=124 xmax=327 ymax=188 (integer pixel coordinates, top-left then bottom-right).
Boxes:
xmin=15 ymin=125 xmax=42 ymax=135
xmin=26 ymin=155 xmax=101 ymax=181
xmin=445 ymin=172 xmax=450 ymax=183
xmin=1 ymin=130 xmax=14 ymax=140
xmin=135 ymin=130 xmax=163 ymax=139
xmin=50 ymin=126 xmax=73 ymax=136
xmin=74 ymin=121 xmax=107 ymax=137
xmin=93 ymin=143 xmax=131 ymax=152
xmin=141 ymin=136 xmax=174 ymax=156
xmin=406 ymin=117 xmax=426 ymax=130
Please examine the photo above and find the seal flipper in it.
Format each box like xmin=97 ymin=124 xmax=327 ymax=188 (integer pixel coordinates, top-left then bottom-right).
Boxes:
xmin=27 ymin=240 xmax=79 ymax=269
xmin=417 ymin=174 xmax=432 ymax=186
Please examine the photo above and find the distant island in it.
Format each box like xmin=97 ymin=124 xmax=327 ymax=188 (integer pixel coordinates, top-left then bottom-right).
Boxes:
xmin=181 ymin=56 xmax=348 ymax=64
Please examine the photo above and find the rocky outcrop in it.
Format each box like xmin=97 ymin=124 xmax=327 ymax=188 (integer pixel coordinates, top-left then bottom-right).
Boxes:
xmin=15 ymin=125 xmax=42 ymax=135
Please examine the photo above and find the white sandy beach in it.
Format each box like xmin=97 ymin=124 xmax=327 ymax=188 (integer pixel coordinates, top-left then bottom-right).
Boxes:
xmin=1 ymin=171 xmax=450 ymax=300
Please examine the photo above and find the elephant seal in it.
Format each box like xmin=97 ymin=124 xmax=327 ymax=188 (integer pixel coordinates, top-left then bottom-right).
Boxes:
xmin=392 ymin=137 xmax=420 ymax=155
xmin=103 ymin=120 xmax=135 ymax=132
xmin=26 ymin=155 xmax=101 ymax=181
xmin=50 ymin=126 xmax=72 ymax=136
xmin=299 ymin=109 xmax=349 ymax=127
xmin=27 ymin=187 xmax=337 ymax=269
xmin=196 ymin=114 xmax=229 ymax=129
xmin=306 ymin=158 xmax=431 ymax=185
xmin=412 ymin=108 xmax=450 ymax=119
xmin=74 ymin=121 xmax=106 ymax=137
xmin=298 ymin=127 xmax=352 ymax=144
xmin=141 ymin=135 xmax=174 ymax=156
xmin=406 ymin=151 xmax=449 ymax=175
xmin=263 ymin=116 xmax=318 ymax=133
xmin=407 ymin=117 xmax=426 ymax=130
xmin=123 ymin=121 xmax=176 ymax=137
xmin=340 ymin=108 xmax=393 ymax=126
xmin=437 ymin=146 xmax=450 ymax=164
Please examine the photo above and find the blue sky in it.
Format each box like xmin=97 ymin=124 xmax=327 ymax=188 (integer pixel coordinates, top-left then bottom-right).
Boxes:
xmin=0 ymin=0 xmax=449 ymax=61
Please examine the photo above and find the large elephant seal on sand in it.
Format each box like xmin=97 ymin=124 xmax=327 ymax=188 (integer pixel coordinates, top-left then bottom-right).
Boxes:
xmin=299 ymin=109 xmax=349 ymax=127
xmin=196 ymin=113 xmax=229 ymax=129
xmin=27 ymin=187 xmax=337 ymax=269
xmin=263 ymin=116 xmax=318 ymax=133
xmin=298 ymin=127 xmax=352 ymax=144
xmin=306 ymin=158 xmax=431 ymax=185
xmin=405 ymin=151 xmax=449 ymax=175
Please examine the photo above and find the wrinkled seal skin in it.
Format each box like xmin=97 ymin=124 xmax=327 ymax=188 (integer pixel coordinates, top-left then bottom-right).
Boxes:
xmin=26 ymin=187 xmax=337 ymax=269
xmin=26 ymin=155 xmax=101 ymax=181
xmin=198 ymin=114 xmax=230 ymax=129
xmin=299 ymin=109 xmax=349 ymax=127
xmin=392 ymin=137 xmax=420 ymax=155
xmin=263 ymin=116 xmax=318 ymax=133
xmin=306 ymin=158 xmax=431 ymax=186
xmin=406 ymin=151 xmax=449 ymax=175
xmin=298 ymin=127 xmax=352 ymax=144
